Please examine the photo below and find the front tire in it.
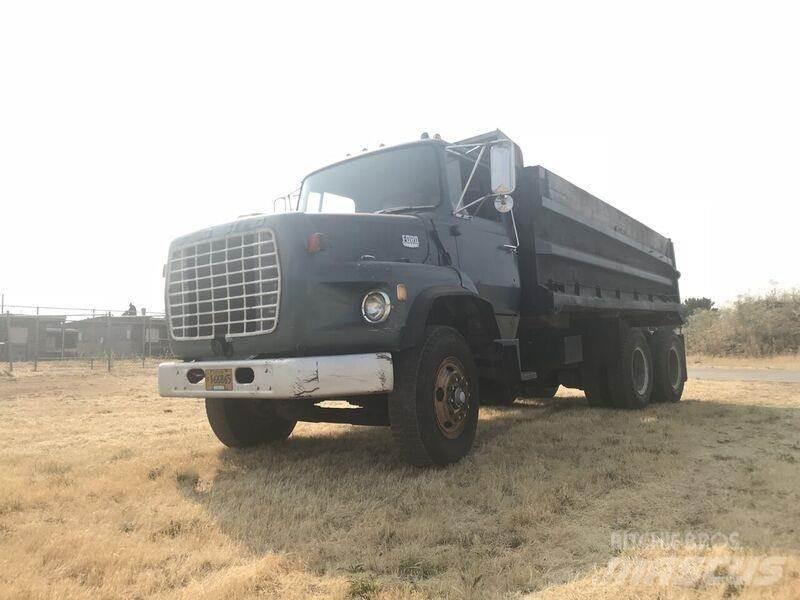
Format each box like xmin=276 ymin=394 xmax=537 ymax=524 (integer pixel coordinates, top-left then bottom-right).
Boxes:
xmin=205 ymin=398 xmax=297 ymax=448
xmin=389 ymin=326 xmax=479 ymax=467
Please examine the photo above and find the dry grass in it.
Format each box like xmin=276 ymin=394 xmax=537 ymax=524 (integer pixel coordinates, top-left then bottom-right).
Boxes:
xmin=1 ymin=362 xmax=799 ymax=599
xmin=688 ymin=354 xmax=800 ymax=370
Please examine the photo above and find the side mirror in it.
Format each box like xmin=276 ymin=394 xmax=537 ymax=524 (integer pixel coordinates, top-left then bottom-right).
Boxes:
xmin=490 ymin=141 xmax=516 ymax=195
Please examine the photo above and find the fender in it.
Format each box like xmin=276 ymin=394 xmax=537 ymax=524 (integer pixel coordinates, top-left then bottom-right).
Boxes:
xmin=400 ymin=283 xmax=500 ymax=350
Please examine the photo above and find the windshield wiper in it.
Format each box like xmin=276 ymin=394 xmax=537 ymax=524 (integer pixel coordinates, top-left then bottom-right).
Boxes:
xmin=375 ymin=205 xmax=436 ymax=215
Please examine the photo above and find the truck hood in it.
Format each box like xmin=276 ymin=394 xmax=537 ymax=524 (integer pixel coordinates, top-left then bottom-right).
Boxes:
xmin=300 ymin=212 xmax=430 ymax=264
xmin=165 ymin=211 xmax=436 ymax=359
xmin=169 ymin=211 xmax=431 ymax=266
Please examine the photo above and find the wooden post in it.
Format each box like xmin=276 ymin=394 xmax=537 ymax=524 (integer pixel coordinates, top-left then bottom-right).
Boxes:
xmin=5 ymin=312 xmax=11 ymax=372
xmin=34 ymin=308 xmax=40 ymax=372
xmin=106 ymin=311 xmax=112 ymax=372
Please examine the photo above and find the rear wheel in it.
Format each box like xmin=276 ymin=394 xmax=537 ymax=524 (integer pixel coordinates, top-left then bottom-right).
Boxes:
xmin=607 ymin=326 xmax=654 ymax=409
xmin=205 ymin=398 xmax=297 ymax=447
xmin=389 ymin=326 xmax=479 ymax=467
xmin=649 ymin=329 xmax=686 ymax=403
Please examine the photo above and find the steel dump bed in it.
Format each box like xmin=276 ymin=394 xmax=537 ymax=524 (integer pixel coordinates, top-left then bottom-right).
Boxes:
xmin=516 ymin=166 xmax=682 ymax=323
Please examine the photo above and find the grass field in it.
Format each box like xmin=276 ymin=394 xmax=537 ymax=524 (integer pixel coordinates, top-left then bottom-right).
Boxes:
xmin=687 ymin=354 xmax=800 ymax=370
xmin=1 ymin=362 xmax=799 ymax=599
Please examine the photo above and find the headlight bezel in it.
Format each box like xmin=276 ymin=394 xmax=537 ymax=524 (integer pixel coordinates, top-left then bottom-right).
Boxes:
xmin=361 ymin=290 xmax=392 ymax=324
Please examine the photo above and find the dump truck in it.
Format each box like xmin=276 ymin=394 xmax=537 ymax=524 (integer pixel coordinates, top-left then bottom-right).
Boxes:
xmin=158 ymin=130 xmax=686 ymax=466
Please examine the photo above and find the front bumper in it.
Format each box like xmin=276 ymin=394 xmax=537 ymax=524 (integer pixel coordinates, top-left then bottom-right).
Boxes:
xmin=158 ymin=353 xmax=394 ymax=400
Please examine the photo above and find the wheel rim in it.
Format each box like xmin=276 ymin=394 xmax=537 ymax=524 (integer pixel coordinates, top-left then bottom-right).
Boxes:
xmin=631 ymin=346 xmax=649 ymax=396
xmin=668 ymin=346 xmax=682 ymax=390
xmin=433 ymin=356 xmax=471 ymax=439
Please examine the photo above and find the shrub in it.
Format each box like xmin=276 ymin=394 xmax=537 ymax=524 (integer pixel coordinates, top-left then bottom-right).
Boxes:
xmin=684 ymin=290 xmax=800 ymax=356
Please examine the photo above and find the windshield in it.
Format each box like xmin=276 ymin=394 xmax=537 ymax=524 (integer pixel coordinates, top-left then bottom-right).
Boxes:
xmin=300 ymin=145 xmax=441 ymax=214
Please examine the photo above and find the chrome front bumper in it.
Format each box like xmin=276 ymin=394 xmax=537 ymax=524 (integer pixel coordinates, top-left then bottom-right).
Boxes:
xmin=158 ymin=353 xmax=393 ymax=400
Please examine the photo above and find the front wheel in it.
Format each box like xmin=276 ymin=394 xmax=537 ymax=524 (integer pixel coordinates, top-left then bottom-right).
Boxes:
xmin=205 ymin=398 xmax=297 ymax=448
xmin=389 ymin=326 xmax=479 ymax=467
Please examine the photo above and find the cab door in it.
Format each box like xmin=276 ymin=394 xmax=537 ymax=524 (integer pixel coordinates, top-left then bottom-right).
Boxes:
xmin=442 ymin=153 xmax=521 ymax=337
xmin=453 ymin=211 xmax=521 ymax=336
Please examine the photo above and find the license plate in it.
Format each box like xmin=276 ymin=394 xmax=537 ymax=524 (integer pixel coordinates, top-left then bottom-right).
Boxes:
xmin=205 ymin=369 xmax=233 ymax=391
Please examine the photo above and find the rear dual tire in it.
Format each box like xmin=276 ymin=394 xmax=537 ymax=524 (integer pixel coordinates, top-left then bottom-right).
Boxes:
xmin=607 ymin=327 xmax=654 ymax=409
xmin=583 ymin=325 xmax=685 ymax=409
xmin=650 ymin=329 xmax=686 ymax=403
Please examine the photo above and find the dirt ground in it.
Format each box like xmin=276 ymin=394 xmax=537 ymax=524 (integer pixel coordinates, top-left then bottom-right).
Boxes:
xmin=1 ymin=361 xmax=799 ymax=599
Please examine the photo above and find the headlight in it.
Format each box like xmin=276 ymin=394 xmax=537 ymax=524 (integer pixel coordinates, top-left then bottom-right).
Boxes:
xmin=361 ymin=290 xmax=391 ymax=324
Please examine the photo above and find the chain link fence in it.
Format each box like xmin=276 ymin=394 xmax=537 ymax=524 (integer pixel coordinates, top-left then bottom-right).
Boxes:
xmin=1 ymin=302 xmax=170 ymax=373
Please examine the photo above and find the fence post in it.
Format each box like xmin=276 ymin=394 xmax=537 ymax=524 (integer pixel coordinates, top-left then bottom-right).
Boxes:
xmin=60 ymin=319 xmax=66 ymax=361
xmin=90 ymin=309 xmax=95 ymax=370
xmin=4 ymin=312 xmax=11 ymax=372
xmin=141 ymin=315 xmax=147 ymax=368
xmin=34 ymin=307 xmax=40 ymax=372
xmin=107 ymin=311 xmax=112 ymax=372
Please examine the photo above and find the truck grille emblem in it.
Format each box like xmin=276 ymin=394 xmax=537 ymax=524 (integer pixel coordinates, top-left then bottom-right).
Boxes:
xmin=402 ymin=234 xmax=420 ymax=248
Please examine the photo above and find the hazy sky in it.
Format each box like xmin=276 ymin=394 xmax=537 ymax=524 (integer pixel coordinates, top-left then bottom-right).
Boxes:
xmin=2 ymin=1 xmax=798 ymax=314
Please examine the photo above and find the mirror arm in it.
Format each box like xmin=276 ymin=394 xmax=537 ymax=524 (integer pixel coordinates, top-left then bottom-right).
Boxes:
xmin=456 ymin=193 xmax=493 ymax=215
xmin=452 ymin=145 xmax=486 ymax=215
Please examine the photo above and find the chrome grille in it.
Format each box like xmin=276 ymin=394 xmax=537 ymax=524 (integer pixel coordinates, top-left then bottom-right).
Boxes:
xmin=167 ymin=229 xmax=281 ymax=340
